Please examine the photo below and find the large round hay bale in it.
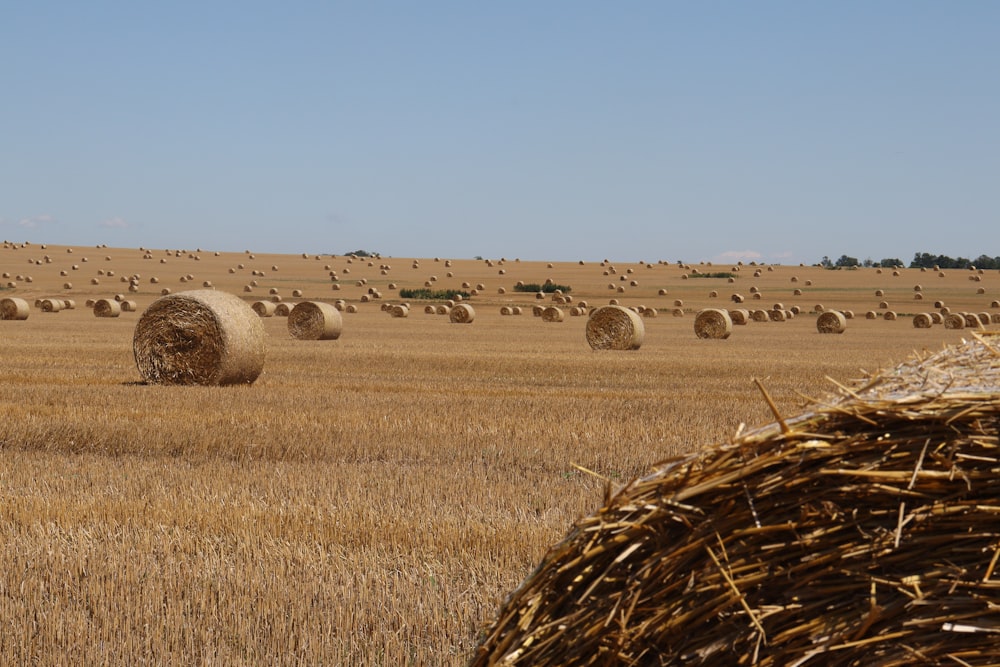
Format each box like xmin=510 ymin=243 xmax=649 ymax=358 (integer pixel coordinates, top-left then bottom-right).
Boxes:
xmin=816 ymin=310 xmax=847 ymax=333
xmin=912 ymin=313 xmax=933 ymax=328
xmin=40 ymin=298 xmax=62 ymax=312
xmin=287 ymin=301 xmax=343 ymax=340
xmin=884 ymin=311 xmax=897 ymax=321
xmin=693 ymin=308 xmax=732 ymax=339
xmin=133 ymin=290 xmax=265 ymax=385
xmin=728 ymin=309 xmax=749 ymax=325
xmin=274 ymin=303 xmax=291 ymax=317
xmin=585 ymin=305 xmax=644 ymax=350
xmin=963 ymin=312 xmax=980 ymax=328
xmin=93 ymin=298 xmax=121 ymax=318
xmin=0 ymin=297 xmax=29 ymax=320
xmin=768 ymin=309 xmax=786 ymax=322
xmin=436 ymin=304 xmax=451 ymax=316
xmin=541 ymin=306 xmax=564 ymax=322
xmin=390 ymin=304 xmax=409 ymax=318
xmin=120 ymin=300 xmax=138 ymax=312
xmin=943 ymin=313 xmax=966 ymax=329
xmin=472 ymin=336 xmax=1000 ymax=666
xmin=449 ymin=303 xmax=475 ymax=323
xmin=251 ymin=300 xmax=276 ymax=317
xmin=751 ymin=309 xmax=769 ymax=322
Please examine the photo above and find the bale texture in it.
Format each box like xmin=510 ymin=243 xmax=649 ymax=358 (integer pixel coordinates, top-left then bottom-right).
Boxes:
xmin=251 ymin=300 xmax=276 ymax=317
xmin=912 ymin=313 xmax=933 ymax=328
xmin=449 ymin=303 xmax=475 ymax=324
xmin=0 ymin=297 xmax=30 ymax=320
xmin=694 ymin=308 xmax=733 ymax=339
xmin=287 ymin=301 xmax=343 ymax=340
xmin=816 ymin=310 xmax=847 ymax=334
xmin=133 ymin=290 xmax=265 ymax=385
xmin=93 ymin=299 xmax=121 ymax=318
xmin=944 ymin=313 xmax=966 ymax=330
xmin=473 ymin=334 xmax=1000 ymax=666
xmin=585 ymin=305 xmax=644 ymax=350
xmin=728 ymin=309 xmax=749 ymax=325
xmin=541 ymin=306 xmax=564 ymax=322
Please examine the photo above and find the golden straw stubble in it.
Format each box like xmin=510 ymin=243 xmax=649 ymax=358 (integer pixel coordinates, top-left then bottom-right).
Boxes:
xmin=287 ymin=300 xmax=343 ymax=340
xmin=133 ymin=290 xmax=266 ymax=385
xmin=585 ymin=305 xmax=644 ymax=350
xmin=693 ymin=308 xmax=732 ymax=339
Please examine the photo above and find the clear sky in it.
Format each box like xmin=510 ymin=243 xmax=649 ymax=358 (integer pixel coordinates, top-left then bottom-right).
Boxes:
xmin=3 ymin=2 xmax=998 ymax=265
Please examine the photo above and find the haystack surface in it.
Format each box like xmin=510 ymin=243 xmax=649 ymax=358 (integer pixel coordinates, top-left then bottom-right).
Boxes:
xmin=287 ymin=301 xmax=342 ymax=340
xmin=0 ymin=296 xmax=29 ymax=320
xmin=586 ymin=305 xmax=644 ymax=350
xmin=473 ymin=333 xmax=1000 ymax=666
xmin=133 ymin=290 xmax=265 ymax=385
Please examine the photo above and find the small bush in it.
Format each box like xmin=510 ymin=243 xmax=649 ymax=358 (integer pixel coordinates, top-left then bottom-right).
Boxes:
xmin=689 ymin=272 xmax=736 ymax=279
xmin=513 ymin=283 xmax=572 ymax=294
xmin=398 ymin=288 xmax=470 ymax=300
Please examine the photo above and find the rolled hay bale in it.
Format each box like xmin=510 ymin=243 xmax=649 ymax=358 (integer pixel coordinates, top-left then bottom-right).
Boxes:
xmin=449 ymin=303 xmax=475 ymax=324
xmin=912 ymin=312 xmax=933 ymax=328
xmin=274 ymin=303 xmax=291 ymax=317
xmin=843 ymin=310 xmax=855 ymax=319
xmin=693 ymin=308 xmax=733 ymax=339
xmin=345 ymin=304 xmax=358 ymax=313
xmin=768 ymin=309 xmax=786 ymax=322
xmin=671 ymin=308 xmax=684 ymax=317
xmin=287 ymin=301 xmax=343 ymax=340
xmin=62 ymin=300 xmax=76 ymax=310
xmin=673 ymin=299 xmax=683 ymax=308
xmin=992 ymin=300 xmax=1000 ymax=309
xmin=0 ymin=297 xmax=30 ymax=320
xmin=424 ymin=305 xmax=436 ymax=314
xmin=585 ymin=305 xmax=644 ymax=350
xmin=943 ymin=313 xmax=966 ymax=329
xmin=751 ymin=309 xmax=769 ymax=322
xmin=499 ymin=306 xmax=512 ymax=316
xmin=40 ymin=298 xmax=63 ymax=313
xmin=251 ymin=300 xmax=277 ymax=317
xmin=816 ymin=310 xmax=847 ymax=333
xmin=728 ymin=308 xmax=749 ymax=325
xmin=978 ymin=312 xmax=991 ymax=326
xmin=963 ymin=312 xmax=981 ymax=328
xmin=472 ymin=335 xmax=1000 ymax=667
xmin=790 ymin=305 xmax=801 ymax=315
xmin=93 ymin=298 xmax=122 ymax=318
xmin=875 ymin=289 xmax=884 ymax=297
xmin=640 ymin=307 xmax=658 ymax=318
xmin=132 ymin=291 xmax=265 ymax=385
xmin=85 ymin=299 xmax=96 ymax=308
xmin=878 ymin=300 xmax=889 ymax=309
xmin=792 ymin=288 xmax=802 ymax=296
xmin=512 ymin=306 xmax=523 ymax=315
xmin=390 ymin=304 xmax=409 ymax=318
xmin=866 ymin=310 xmax=878 ymax=320
xmin=884 ymin=311 xmax=897 ymax=321
xmin=436 ymin=304 xmax=451 ymax=316
xmin=929 ymin=312 xmax=943 ymax=324
xmin=814 ymin=304 xmax=825 ymax=313
xmin=541 ymin=306 xmax=564 ymax=322
xmin=120 ymin=300 xmax=138 ymax=312
xmin=992 ymin=313 xmax=1000 ymax=324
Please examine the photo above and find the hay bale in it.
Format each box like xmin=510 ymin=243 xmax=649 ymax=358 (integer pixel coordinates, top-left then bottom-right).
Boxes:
xmin=751 ymin=309 xmax=769 ymax=322
xmin=693 ymin=308 xmax=733 ymax=339
xmin=424 ymin=305 xmax=436 ymax=315
xmin=585 ymin=305 xmax=644 ymax=350
xmin=274 ymin=303 xmax=291 ymax=317
xmin=963 ymin=312 xmax=981 ymax=328
xmin=133 ymin=290 xmax=265 ymax=385
xmin=0 ymin=297 xmax=30 ymax=320
xmin=912 ymin=312 xmax=933 ymax=328
xmin=449 ymin=303 xmax=475 ymax=323
xmin=816 ymin=310 xmax=847 ymax=333
xmin=391 ymin=304 xmax=409 ymax=318
xmin=40 ymin=298 xmax=62 ymax=312
xmin=944 ymin=313 xmax=966 ymax=329
xmin=500 ymin=306 xmax=512 ymax=316
xmin=437 ymin=304 xmax=452 ymax=316
xmin=251 ymin=300 xmax=277 ymax=317
xmin=541 ymin=306 xmax=564 ymax=322
xmin=93 ymin=299 xmax=121 ymax=318
xmin=472 ymin=335 xmax=1000 ymax=666
xmin=120 ymin=300 xmax=138 ymax=312
xmin=287 ymin=301 xmax=343 ymax=340
xmin=728 ymin=309 xmax=749 ymax=325
xmin=768 ymin=309 xmax=786 ymax=322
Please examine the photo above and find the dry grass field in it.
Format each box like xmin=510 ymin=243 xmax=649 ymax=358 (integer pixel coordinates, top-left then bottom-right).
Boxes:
xmin=1 ymin=241 xmax=997 ymax=664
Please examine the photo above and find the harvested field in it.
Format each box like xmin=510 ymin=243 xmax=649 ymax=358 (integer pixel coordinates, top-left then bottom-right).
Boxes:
xmin=0 ymin=243 xmax=996 ymax=664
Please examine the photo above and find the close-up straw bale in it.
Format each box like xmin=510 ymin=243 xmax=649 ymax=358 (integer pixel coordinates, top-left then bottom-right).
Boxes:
xmin=541 ymin=306 xmax=564 ymax=322
xmin=93 ymin=298 xmax=121 ymax=318
xmin=693 ymin=308 xmax=732 ymax=339
xmin=728 ymin=308 xmax=749 ymax=325
xmin=287 ymin=301 xmax=343 ymax=340
xmin=473 ymin=333 xmax=1000 ymax=667
xmin=911 ymin=312 xmax=933 ymax=328
xmin=584 ymin=305 xmax=644 ymax=350
xmin=943 ymin=313 xmax=966 ymax=329
xmin=0 ymin=297 xmax=30 ymax=320
xmin=133 ymin=290 xmax=265 ymax=385
xmin=449 ymin=303 xmax=475 ymax=323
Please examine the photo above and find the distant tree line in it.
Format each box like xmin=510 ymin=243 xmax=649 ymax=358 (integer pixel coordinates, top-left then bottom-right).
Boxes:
xmin=819 ymin=253 xmax=1000 ymax=270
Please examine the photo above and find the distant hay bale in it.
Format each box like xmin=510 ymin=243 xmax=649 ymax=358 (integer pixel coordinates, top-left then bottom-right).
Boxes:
xmin=878 ymin=300 xmax=889 ymax=309
xmin=500 ymin=306 xmax=512 ymax=316
xmin=992 ymin=300 xmax=1000 ymax=309
xmin=751 ymin=309 xmax=769 ymax=322
xmin=0 ymin=297 xmax=29 ymax=320
xmin=345 ymin=304 xmax=358 ymax=313
xmin=728 ymin=309 xmax=749 ymax=325
xmin=541 ymin=306 xmax=564 ymax=322
xmin=977 ymin=312 xmax=990 ymax=326
xmin=731 ymin=293 xmax=744 ymax=303
xmin=814 ymin=304 xmax=825 ymax=313
xmin=62 ymin=300 xmax=76 ymax=310
xmin=641 ymin=307 xmax=658 ymax=318
xmin=585 ymin=305 xmax=644 ymax=350
xmin=287 ymin=301 xmax=343 ymax=340
xmin=694 ymin=308 xmax=733 ymax=339
xmin=292 ymin=289 xmax=303 ymax=298
xmin=768 ymin=309 xmax=786 ymax=322
xmin=93 ymin=299 xmax=121 ymax=318
xmin=449 ymin=303 xmax=475 ymax=323
xmin=963 ymin=313 xmax=981 ymax=328
xmin=912 ymin=313 xmax=933 ymax=328
xmin=390 ymin=304 xmax=409 ymax=318
xmin=929 ymin=312 xmax=943 ymax=324
xmin=85 ymin=299 xmax=96 ymax=308
xmin=671 ymin=308 xmax=684 ymax=317
xmin=673 ymin=299 xmax=683 ymax=307
xmin=944 ymin=313 xmax=966 ymax=329
xmin=425 ymin=305 xmax=436 ymax=314
xmin=120 ymin=300 xmax=138 ymax=312
xmin=437 ymin=304 xmax=451 ymax=315
xmin=275 ymin=303 xmax=291 ymax=316
xmin=252 ymin=301 xmax=277 ymax=317
xmin=814 ymin=310 xmax=846 ymax=334
xmin=40 ymin=298 xmax=62 ymax=312
xmin=884 ymin=311 xmax=897 ymax=321
xmin=793 ymin=288 xmax=802 ymax=295
xmin=132 ymin=290 xmax=265 ymax=386
xmin=875 ymin=289 xmax=884 ymax=297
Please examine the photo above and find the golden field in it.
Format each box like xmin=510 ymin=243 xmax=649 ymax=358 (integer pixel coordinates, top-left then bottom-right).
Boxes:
xmin=1 ymin=241 xmax=997 ymax=665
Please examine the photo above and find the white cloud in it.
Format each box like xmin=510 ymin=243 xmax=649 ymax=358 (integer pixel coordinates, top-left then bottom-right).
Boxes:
xmin=100 ymin=216 xmax=130 ymax=229
xmin=18 ymin=214 xmax=56 ymax=228
xmin=713 ymin=249 xmax=762 ymax=263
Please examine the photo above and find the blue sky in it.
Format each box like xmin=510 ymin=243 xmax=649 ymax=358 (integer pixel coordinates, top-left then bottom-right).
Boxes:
xmin=3 ymin=2 xmax=998 ymax=264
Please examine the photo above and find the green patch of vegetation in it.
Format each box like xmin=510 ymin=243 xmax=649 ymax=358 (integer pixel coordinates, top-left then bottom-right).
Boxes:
xmin=398 ymin=288 xmax=470 ymax=300
xmin=689 ymin=272 xmax=736 ymax=279
xmin=512 ymin=283 xmax=572 ymax=293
